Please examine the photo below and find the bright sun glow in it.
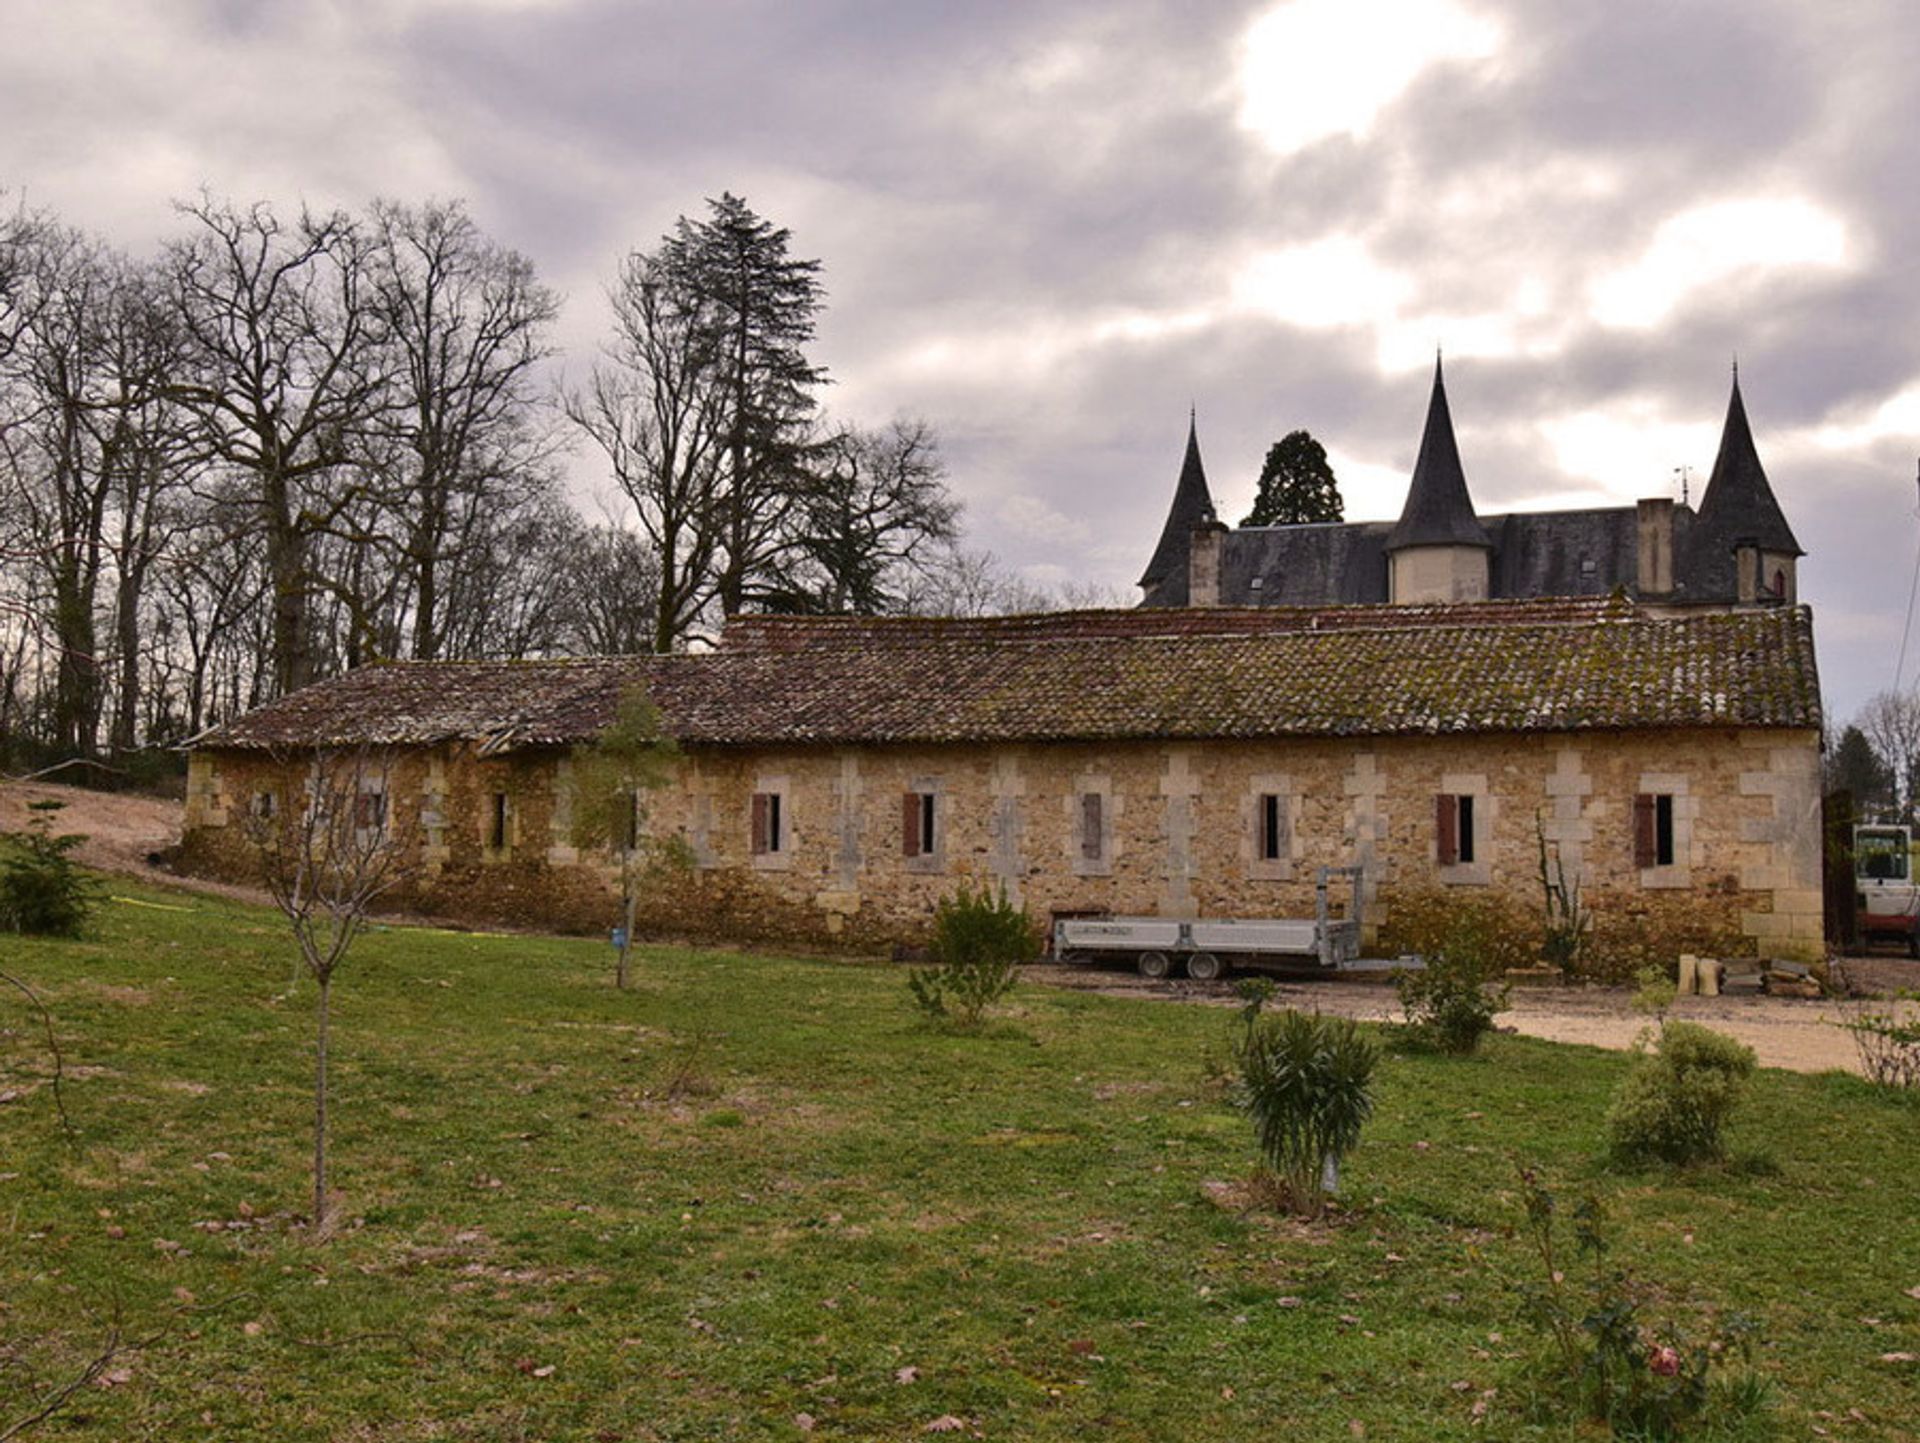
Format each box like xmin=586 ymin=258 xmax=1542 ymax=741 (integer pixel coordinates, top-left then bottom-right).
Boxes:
xmin=1230 ymin=235 xmax=1410 ymax=329
xmin=1589 ymin=196 xmax=1853 ymax=329
xmin=1237 ymin=0 xmax=1503 ymax=155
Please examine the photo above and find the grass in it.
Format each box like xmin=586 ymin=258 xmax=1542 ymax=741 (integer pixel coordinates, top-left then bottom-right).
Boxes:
xmin=1 ymin=880 xmax=1917 ymax=1440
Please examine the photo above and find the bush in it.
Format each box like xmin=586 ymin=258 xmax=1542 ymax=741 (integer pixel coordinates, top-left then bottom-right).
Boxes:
xmin=1234 ymin=1009 xmax=1377 ymax=1217
xmin=907 ymin=882 xmax=1031 ymax=1029
xmin=1392 ymin=900 xmax=1512 ymax=1055
xmin=0 ymin=801 xmax=99 ymax=938
xmin=1606 ymin=1021 xmax=1756 ymax=1166
xmin=1840 ymin=994 xmax=1920 ymax=1090
xmin=1513 ymin=1165 xmax=1769 ymax=1439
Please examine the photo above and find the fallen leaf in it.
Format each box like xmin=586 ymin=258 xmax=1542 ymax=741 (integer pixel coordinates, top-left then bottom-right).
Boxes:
xmin=1906 ymin=1285 xmax=1920 ymax=1301
xmin=1879 ymin=1351 xmax=1918 ymax=1363
xmin=1067 ymin=1339 xmax=1096 ymax=1355
xmin=531 ymin=1364 xmax=555 ymax=1378
xmin=96 ymin=1368 xmax=133 ymax=1388
xmin=895 ymin=1365 xmax=920 ymax=1384
xmin=242 ymin=1320 xmax=264 ymax=1337
xmin=795 ymin=1414 xmax=816 ymax=1433
xmin=923 ymin=1417 xmax=968 ymax=1434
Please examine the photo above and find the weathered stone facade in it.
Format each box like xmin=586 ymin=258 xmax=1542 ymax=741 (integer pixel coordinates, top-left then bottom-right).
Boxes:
xmin=183 ymin=721 xmax=1824 ymax=961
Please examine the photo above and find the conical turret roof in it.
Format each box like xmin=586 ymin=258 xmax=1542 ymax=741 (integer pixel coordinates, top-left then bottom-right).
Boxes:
xmin=1687 ymin=372 xmax=1802 ymax=561
xmin=1385 ymin=357 xmax=1491 ymax=552
xmin=1138 ymin=413 xmax=1218 ymax=589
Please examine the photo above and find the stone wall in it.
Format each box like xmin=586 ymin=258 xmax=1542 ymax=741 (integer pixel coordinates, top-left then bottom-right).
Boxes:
xmin=181 ymin=724 xmax=1824 ymax=961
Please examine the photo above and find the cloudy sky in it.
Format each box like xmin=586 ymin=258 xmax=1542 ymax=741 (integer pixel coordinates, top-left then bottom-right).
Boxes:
xmin=2 ymin=0 xmax=1915 ymax=720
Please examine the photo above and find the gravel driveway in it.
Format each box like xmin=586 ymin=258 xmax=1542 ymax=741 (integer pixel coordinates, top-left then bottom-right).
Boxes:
xmin=1025 ymin=960 xmax=1920 ymax=1076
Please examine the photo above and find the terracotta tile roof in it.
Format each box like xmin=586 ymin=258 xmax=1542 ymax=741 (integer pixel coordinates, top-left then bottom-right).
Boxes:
xmin=193 ymin=598 xmax=1821 ymax=753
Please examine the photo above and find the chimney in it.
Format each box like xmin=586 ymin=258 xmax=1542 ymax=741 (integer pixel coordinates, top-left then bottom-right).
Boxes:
xmin=1636 ymin=498 xmax=1674 ymax=597
xmin=1188 ymin=520 xmax=1228 ymax=607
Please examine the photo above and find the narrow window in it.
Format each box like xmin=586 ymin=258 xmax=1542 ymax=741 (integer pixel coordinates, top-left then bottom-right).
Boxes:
xmin=1436 ymin=793 xmax=1477 ymax=866
xmin=1635 ymin=793 xmax=1676 ymax=868
xmin=751 ymin=791 xmax=783 ymax=856
xmin=251 ymin=791 xmax=276 ymax=820
xmin=1258 ymin=793 xmax=1286 ymax=862
xmin=489 ymin=792 xmax=510 ymax=850
xmin=354 ymin=791 xmax=386 ymax=831
xmin=903 ymin=791 xmax=936 ymax=857
xmin=1080 ymin=792 xmax=1103 ymax=862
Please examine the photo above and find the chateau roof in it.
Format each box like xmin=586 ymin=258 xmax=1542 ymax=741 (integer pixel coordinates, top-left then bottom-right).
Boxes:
xmin=1385 ymin=358 xmax=1492 ymax=552
xmin=1680 ymin=374 xmax=1803 ymax=599
xmin=1136 ymin=415 xmax=1217 ymax=596
xmin=195 ymin=598 xmax=1820 ymax=753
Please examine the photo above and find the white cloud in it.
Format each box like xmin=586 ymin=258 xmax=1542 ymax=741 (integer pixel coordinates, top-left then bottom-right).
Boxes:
xmin=1236 ymin=0 xmax=1503 ymax=155
xmin=1230 ymin=235 xmax=1410 ymax=329
xmin=1589 ymin=196 xmax=1854 ymax=329
xmin=1538 ymin=406 xmax=1720 ymax=502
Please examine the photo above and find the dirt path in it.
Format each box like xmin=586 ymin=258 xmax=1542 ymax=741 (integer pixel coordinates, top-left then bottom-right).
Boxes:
xmin=1024 ymin=964 xmax=1920 ymax=1077
xmin=9 ymin=779 xmax=1915 ymax=1075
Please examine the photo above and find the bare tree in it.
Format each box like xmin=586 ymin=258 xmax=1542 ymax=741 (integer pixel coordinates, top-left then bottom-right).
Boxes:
xmin=770 ymin=417 xmax=958 ymax=613
xmin=1860 ymin=691 xmax=1920 ymax=821
xmin=166 ymin=196 xmax=392 ymax=697
xmin=365 ymin=199 xmax=561 ymax=660
xmin=247 ymin=748 xmax=416 ymax=1231
xmin=567 ymin=248 xmax=726 ymax=651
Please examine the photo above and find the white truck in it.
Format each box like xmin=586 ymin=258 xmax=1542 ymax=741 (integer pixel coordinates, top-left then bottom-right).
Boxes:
xmin=1856 ymin=824 xmax=1920 ymax=957
xmin=1052 ymin=866 xmax=1365 ymax=979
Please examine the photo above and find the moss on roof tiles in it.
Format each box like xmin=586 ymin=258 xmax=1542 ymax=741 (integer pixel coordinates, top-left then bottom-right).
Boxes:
xmin=193 ymin=599 xmax=1821 ymax=753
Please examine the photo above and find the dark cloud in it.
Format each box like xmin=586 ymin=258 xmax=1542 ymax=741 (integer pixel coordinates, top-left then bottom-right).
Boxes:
xmin=0 ymin=0 xmax=1913 ymax=718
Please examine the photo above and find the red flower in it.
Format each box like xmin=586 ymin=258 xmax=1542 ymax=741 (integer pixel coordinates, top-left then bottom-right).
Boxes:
xmin=1648 ymin=1345 xmax=1681 ymax=1376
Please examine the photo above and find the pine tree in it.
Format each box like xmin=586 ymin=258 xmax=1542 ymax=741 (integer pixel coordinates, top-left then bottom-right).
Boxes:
xmin=666 ymin=194 xmax=827 ymax=616
xmin=1241 ymin=430 xmax=1343 ymax=526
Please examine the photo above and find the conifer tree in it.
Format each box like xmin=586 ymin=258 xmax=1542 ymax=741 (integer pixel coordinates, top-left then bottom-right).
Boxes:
xmin=1242 ymin=429 xmax=1343 ymax=526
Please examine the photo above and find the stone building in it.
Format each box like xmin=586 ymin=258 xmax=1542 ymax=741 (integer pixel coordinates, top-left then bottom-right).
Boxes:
xmin=1141 ymin=364 xmax=1804 ymax=611
xmin=182 ymin=597 xmax=1825 ymax=962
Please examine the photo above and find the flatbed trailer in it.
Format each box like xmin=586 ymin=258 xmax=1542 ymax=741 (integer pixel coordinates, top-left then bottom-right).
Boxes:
xmin=1052 ymin=866 xmax=1367 ymax=979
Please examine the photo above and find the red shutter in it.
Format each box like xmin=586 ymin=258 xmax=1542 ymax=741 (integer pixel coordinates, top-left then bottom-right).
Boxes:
xmin=751 ymin=792 xmax=769 ymax=855
xmin=1081 ymin=793 xmax=1103 ymax=860
xmin=902 ymin=792 xmax=922 ymax=857
xmin=1435 ymin=793 xmax=1458 ymax=866
xmin=1633 ymin=793 xmax=1657 ymax=869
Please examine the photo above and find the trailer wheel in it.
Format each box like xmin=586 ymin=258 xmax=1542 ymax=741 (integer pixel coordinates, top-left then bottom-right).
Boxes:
xmin=1137 ymin=951 xmax=1171 ymax=980
xmin=1057 ymin=950 xmax=1091 ymax=967
xmin=1185 ymin=952 xmax=1224 ymax=982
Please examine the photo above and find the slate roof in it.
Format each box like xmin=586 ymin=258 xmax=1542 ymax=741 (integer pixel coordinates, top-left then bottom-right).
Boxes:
xmin=1384 ymin=358 xmax=1492 ymax=552
xmin=1679 ymin=375 xmax=1803 ymax=601
xmin=195 ymin=599 xmax=1820 ymax=753
xmin=1137 ymin=415 xmax=1217 ymax=598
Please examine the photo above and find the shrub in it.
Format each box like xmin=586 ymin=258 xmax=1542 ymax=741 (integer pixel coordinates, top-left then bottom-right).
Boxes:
xmin=907 ymin=881 xmax=1031 ymax=1029
xmin=1234 ymin=1009 xmax=1377 ymax=1217
xmin=1392 ymin=902 xmax=1512 ymax=1055
xmin=1513 ymin=1166 xmax=1769 ymax=1439
xmin=0 ymin=801 xmax=99 ymax=938
xmin=1839 ymin=993 xmax=1920 ymax=1090
xmin=1606 ymin=1021 xmax=1755 ymax=1166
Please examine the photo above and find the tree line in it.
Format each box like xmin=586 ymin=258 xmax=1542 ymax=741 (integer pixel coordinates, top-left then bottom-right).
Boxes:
xmin=1 ymin=189 xmax=1093 ymax=769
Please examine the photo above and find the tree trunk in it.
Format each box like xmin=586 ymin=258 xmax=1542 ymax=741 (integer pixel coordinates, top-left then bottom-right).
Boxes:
xmin=313 ymin=973 xmax=331 ymax=1231
xmin=617 ymin=869 xmax=637 ymax=989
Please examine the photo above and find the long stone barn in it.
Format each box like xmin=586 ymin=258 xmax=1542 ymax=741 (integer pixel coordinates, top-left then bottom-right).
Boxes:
xmin=180 ymin=597 xmax=1825 ymax=964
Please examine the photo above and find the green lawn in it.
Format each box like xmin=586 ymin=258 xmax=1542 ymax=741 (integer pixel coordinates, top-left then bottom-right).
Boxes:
xmin=2 ymin=881 xmax=1917 ymax=1440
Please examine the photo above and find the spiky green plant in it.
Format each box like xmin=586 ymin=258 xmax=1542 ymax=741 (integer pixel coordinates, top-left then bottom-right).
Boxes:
xmin=1234 ymin=1009 xmax=1377 ymax=1216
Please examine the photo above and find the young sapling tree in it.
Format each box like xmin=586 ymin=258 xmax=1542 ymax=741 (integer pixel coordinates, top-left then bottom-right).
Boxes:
xmin=246 ymin=747 xmax=416 ymax=1232
xmin=569 ymin=685 xmax=679 ymax=989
